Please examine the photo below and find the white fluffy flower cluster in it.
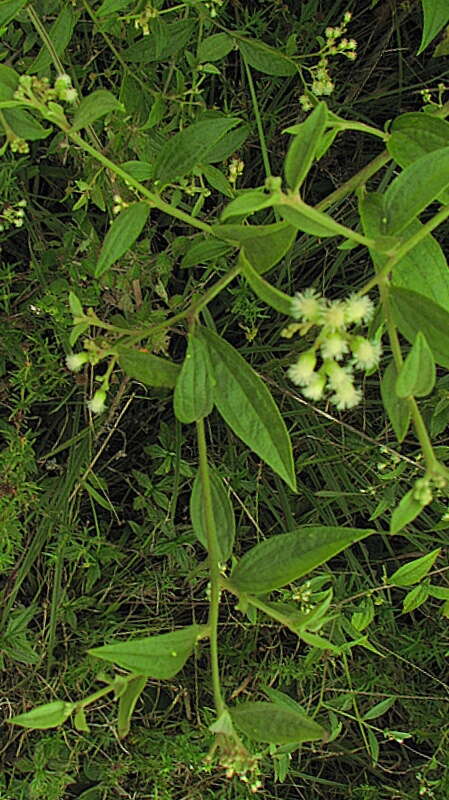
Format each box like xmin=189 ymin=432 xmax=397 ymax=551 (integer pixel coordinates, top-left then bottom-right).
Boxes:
xmin=285 ymin=290 xmax=381 ymax=410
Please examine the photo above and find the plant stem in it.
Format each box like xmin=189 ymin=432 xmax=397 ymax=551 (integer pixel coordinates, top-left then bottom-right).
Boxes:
xmin=67 ymin=132 xmax=214 ymax=234
xmin=196 ymin=418 xmax=225 ymax=716
xmin=378 ymin=276 xmax=437 ymax=471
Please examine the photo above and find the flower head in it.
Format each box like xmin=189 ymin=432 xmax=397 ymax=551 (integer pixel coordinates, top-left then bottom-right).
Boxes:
xmin=87 ymin=388 xmax=107 ymax=415
xmin=322 ymin=300 xmax=347 ymax=331
xmin=330 ymin=380 xmax=362 ymax=410
xmin=325 ymin=360 xmax=354 ymax=390
xmin=320 ymin=331 xmax=349 ymax=360
xmin=351 ymin=336 xmax=382 ymax=370
xmin=66 ymin=352 xmax=89 ymax=372
xmin=301 ymin=372 xmax=327 ymax=401
xmin=288 ymin=350 xmax=316 ymax=385
xmin=344 ymin=294 xmax=375 ymax=326
xmin=290 ymin=289 xmax=324 ymax=324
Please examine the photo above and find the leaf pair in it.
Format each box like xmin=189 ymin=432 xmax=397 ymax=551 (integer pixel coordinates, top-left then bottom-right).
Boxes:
xmin=175 ymin=327 xmax=296 ymax=491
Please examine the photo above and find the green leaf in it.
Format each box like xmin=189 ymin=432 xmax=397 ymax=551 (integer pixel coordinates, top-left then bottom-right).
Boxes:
xmin=220 ymin=188 xmax=277 ymax=221
xmin=388 ymin=114 xmax=449 ymax=203
xmin=0 ymin=0 xmax=27 ymax=27
xmin=383 ymin=147 xmax=449 ymax=235
xmin=389 ymin=489 xmax=426 ymax=535
xmin=276 ymin=200 xmax=344 ymax=238
xmin=71 ymin=90 xmax=124 ymax=132
xmin=181 ymin=238 xmax=233 ymax=268
xmin=0 ymin=64 xmax=19 ymax=101
xmin=121 ymin=160 xmax=154 ymax=182
xmin=97 ymin=0 xmax=132 ymax=15
xmin=395 ymin=332 xmax=436 ymax=398
xmin=212 ymin=222 xmax=296 ymax=274
xmin=239 ymin=250 xmax=292 ymax=315
xmin=70 ymin=321 xmax=90 ymax=347
xmin=8 ymin=701 xmax=75 ymax=730
xmin=230 ymin=701 xmax=325 ymax=744
xmin=28 ymin=6 xmax=77 ymax=73
xmin=367 ymin=728 xmax=380 ymax=766
xmin=117 ymin=675 xmax=147 ymax=739
xmin=390 ymin=548 xmax=440 ymax=586
xmin=200 ymin=164 xmax=234 ymax=198
xmin=124 ymin=20 xmax=195 ymax=63
xmin=390 ymin=287 xmax=449 ymax=369
xmin=69 ymin=291 xmax=83 ymax=317
xmin=351 ymin=597 xmax=375 ymax=632
xmin=73 ymin=707 xmax=90 ymax=733
xmin=1 ymin=108 xmax=51 ymax=141
xmin=230 ymin=526 xmax=375 ymax=594
xmin=190 ymin=467 xmax=235 ymax=562
xmin=362 ymin=696 xmax=396 ymax=720
xmin=198 ymin=33 xmax=234 ymax=62
xmin=284 ymin=102 xmax=327 ymax=192
xmin=174 ymin=332 xmax=215 ymax=423
xmin=198 ymin=327 xmax=296 ymax=491
xmin=359 ymin=192 xmax=449 ymax=310
xmin=88 ymin=624 xmax=206 ymax=678
xmin=239 ymin=39 xmax=296 ymax=76
xmin=117 ymin=348 xmax=180 ymax=388
xmin=95 ymin=202 xmax=149 ymax=277
xmin=153 ymin=118 xmax=240 ymax=185
xmin=402 ymin=582 xmax=430 ymax=613
xmin=380 ymin=360 xmax=411 ymax=442
xmin=203 ymin=124 xmax=250 ymax=164
xmin=417 ymin=0 xmax=449 ymax=53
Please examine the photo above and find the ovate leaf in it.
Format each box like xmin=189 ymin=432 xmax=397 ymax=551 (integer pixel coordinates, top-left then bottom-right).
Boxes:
xmin=239 ymin=39 xmax=296 ymax=76
xmin=284 ymin=102 xmax=327 ymax=192
xmin=362 ymin=696 xmax=396 ymax=721
xmin=154 ymin=118 xmax=240 ymax=185
xmin=123 ymin=19 xmax=195 ymax=63
xmin=190 ymin=467 xmax=235 ymax=562
xmin=390 ymin=287 xmax=449 ymax=368
xmin=389 ymin=489 xmax=426 ymax=535
xmin=198 ymin=327 xmax=296 ymax=491
xmin=239 ymin=250 xmax=292 ymax=315
xmin=117 ymin=675 xmax=147 ymax=739
xmin=402 ymin=582 xmax=430 ymax=613
xmin=277 ymin=200 xmax=346 ymax=238
xmin=230 ymin=526 xmax=375 ymax=594
xmin=380 ymin=360 xmax=411 ymax=442
xmin=181 ymin=238 xmax=233 ymax=268
xmin=212 ymin=222 xmax=296 ymax=274
xmin=174 ymin=332 xmax=215 ymax=423
xmin=390 ymin=548 xmax=440 ymax=586
xmin=220 ymin=188 xmax=277 ymax=221
xmin=383 ymin=147 xmax=449 ymax=235
xmin=230 ymin=701 xmax=326 ymax=744
xmin=95 ymin=202 xmax=149 ymax=277
xmin=88 ymin=625 xmax=205 ymax=677
xmin=71 ymin=90 xmax=124 ymax=132
xmin=417 ymin=0 xmax=449 ymax=53
xmin=117 ymin=348 xmax=180 ymax=388
xmin=9 ymin=701 xmax=75 ymax=730
xmin=198 ymin=33 xmax=234 ymax=62
xmin=360 ymin=192 xmax=449 ymax=311
xmin=395 ymin=332 xmax=436 ymax=398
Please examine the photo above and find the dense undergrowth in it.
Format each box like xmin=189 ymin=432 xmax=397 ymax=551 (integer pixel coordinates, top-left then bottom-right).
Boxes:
xmin=1 ymin=0 xmax=449 ymax=798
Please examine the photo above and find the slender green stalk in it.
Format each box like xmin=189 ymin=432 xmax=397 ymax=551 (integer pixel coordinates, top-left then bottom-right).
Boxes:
xmin=378 ymin=276 xmax=438 ymax=472
xmin=196 ymin=418 xmax=225 ymax=716
xmin=242 ymin=57 xmax=272 ymax=179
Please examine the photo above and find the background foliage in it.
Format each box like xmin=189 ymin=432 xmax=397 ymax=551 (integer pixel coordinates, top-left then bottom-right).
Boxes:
xmin=1 ymin=0 xmax=449 ymax=798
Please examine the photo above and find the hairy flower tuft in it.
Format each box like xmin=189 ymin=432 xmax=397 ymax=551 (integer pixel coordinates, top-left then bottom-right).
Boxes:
xmin=322 ymin=300 xmax=347 ymax=331
xmin=301 ymin=372 xmax=327 ymax=401
xmin=290 ymin=289 xmax=324 ymax=324
xmin=344 ymin=294 xmax=375 ymax=325
xmin=87 ymin=388 xmax=107 ymax=415
xmin=66 ymin=352 xmax=89 ymax=372
xmin=288 ymin=350 xmax=317 ymax=385
xmin=320 ymin=331 xmax=349 ymax=360
xmin=351 ymin=336 xmax=382 ymax=370
xmin=330 ymin=380 xmax=362 ymax=410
